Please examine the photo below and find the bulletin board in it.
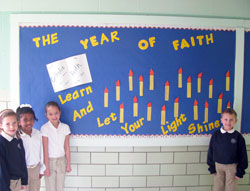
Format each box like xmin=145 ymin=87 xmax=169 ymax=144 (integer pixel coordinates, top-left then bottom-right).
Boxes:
xmin=10 ymin=15 xmax=250 ymax=146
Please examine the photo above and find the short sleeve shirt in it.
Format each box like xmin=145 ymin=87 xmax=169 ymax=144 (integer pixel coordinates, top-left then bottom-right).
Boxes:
xmin=41 ymin=121 xmax=70 ymax=158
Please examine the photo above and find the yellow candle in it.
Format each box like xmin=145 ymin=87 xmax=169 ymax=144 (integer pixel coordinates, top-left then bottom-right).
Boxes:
xmin=139 ymin=75 xmax=143 ymax=96
xmin=129 ymin=69 xmax=133 ymax=91
xmin=209 ymin=79 xmax=213 ymax=99
xmin=161 ymin=105 xmax=166 ymax=125
xmin=187 ymin=76 xmax=191 ymax=98
xmin=204 ymin=101 xmax=209 ymax=123
xmin=178 ymin=68 xmax=182 ymax=88
xmin=147 ymin=102 xmax=152 ymax=121
xmin=116 ymin=80 xmax=120 ymax=101
xmin=217 ymin=93 xmax=223 ymax=113
xmin=197 ymin=72 xmax=202 ymax=93
xmin=149 ymin=68 xmax=154 ymax=90
xmin=104 ymin=87 xmax=108 ymax=107
xmin=174 ymin=97 xmax=179 ymax=118
xmin=226 ymin=70 xmax=230 ymax=91
xmin=120 ymin=103 xmax=124 ymax=123
xmin=165 ymin=81 xmax=169 ymax=101
xmin=194 ymin=99 xmax=198 ymax=120
xmin=133 ymin=96 xmax=138 ymax=117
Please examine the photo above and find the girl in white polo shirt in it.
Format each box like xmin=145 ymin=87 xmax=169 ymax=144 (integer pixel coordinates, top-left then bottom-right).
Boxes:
xmin=41 ymin=101 xmax=71 ymax=191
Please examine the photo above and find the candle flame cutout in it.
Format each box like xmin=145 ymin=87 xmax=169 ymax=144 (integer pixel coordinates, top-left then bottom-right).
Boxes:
xmin=129 ymin=69 xmax=133 ymax=91
xmin=197 ymin=72 xmax=202 ymax=93
xmin=178 ymin=67 xmax=183 ymax=88
xmin=120 ymin=103 xmax=124 ymax=123
xmin=149 ymin=68 xmax=154 ymax=90
xmin=165 ymin=81 xmax=169 ymax=101
xmin=209 ymin=78 xmax=213 ymax=98
xmin=187 ymin=76 xmax=191 ymax=98
xmin=227 ymin=101 xmax=231 ymax=109
xmin=116 ymin=80 xmax=120 ymax=101
xmin=194 ymin=99 xmax=198 ymax=120
xmin=174 ymin=97 xmax=179 ymax=118
xmin=226 ymin=70 xmax=230 ymax=91
xmin=147 ymin=102 xmax=152 ymax=121
xmin=133 ymin=96 xmax=138 ymax=117
xmin=161 ymin=105 xmax=166 ymax=125
xmin=139 ymin=75 xmax=143 ymax=96
xmin=217 ymin=93 xmax=223 ymax=113
xmin=104 ymin=87 xmax=108 ymax=107
xmin=204 ymin=101 xmax=209 ymax=123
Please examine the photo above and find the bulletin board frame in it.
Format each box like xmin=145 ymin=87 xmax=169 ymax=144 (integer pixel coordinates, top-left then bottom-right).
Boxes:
xmin=10 ymin=14 xmax=250 ymax=146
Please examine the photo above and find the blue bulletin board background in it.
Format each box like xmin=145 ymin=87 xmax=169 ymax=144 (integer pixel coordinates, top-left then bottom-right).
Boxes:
xmin=19 ymin=25 xmax=235 ymax=136
xmin=241 ymin=31 xmax=250 ymax=134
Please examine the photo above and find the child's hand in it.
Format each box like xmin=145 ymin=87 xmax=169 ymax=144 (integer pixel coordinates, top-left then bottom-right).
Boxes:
xmin=21 ymin=185 xmax=26 ymax=191
xmin=66 ymin=164 xmax=72 ymax=173
xmin=213 ymin=173 xmax=217 ymax=176
xmin=235 ymin=176 xmax=240 ymax=180
xmin=44 ymin=168 xmax=50 ymax=176
xmin=39 ymin=173 xmax=44 ymax=179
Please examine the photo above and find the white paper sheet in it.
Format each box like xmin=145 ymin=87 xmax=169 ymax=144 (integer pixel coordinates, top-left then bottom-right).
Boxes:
xmin=46 ymin=54 xmax=92 ymax=92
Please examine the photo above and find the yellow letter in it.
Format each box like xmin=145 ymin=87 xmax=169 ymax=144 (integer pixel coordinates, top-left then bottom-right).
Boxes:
xmin=73 ymin=110 xmax=81 ymax=121
xmin=97 ymin=117 xmax=104 ymax=127
xmin=86 ymin=86 xmax=93 ymax=94
xmin=214 ymin=120 xmax=220 ymax=128
xmin=72 ymin=90 xmax=79 ymax=100
xmin=206 ymin=33 xmax=214 ymax=44
xmin=188 ymin=123 xmax=196 ymax=134
xmin=110 ymin=31 xmax=120 ymax=42
xmin=58 ymin=95 xmax=66 ymax=104
xmin=100 ymin=33 xmax=109 ymax=45
xmin=172 ymin=40 xmax=179 ymax=51
xmin=196 ymin=35 xmax=204 ymax=45
xmin=149 ymin=37 xmax=156 ymax=47
xmin=138 ymin=40 xmax=148 ymax=50
xmin=190 ymin=36 xmax=195 ymax=46
xmin=80 ymin=39 xmax=89 ymax=49
xmin=32 ymin=37 xmax=41 ymax=48
xmin=90 ymin=36 xmax=99 ymax=47
xmin=66 ymin=93 xmax=72 ymax=102
xmin=181 ymin=38 xmax=190 ymax=49
xmin=42 ymin=34 xmax=51 ymax=46
xmin=51 ymin=33 xmax=59 ymax=44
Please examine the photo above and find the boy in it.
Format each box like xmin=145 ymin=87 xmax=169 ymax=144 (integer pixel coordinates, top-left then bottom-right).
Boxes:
xmin=207 ymin=108 xmax=248 ymax=191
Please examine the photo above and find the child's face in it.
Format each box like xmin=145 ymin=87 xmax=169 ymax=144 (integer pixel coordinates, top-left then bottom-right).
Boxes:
xmin=46 ymin=106 xmax=61 ymax=126
xmin=19 ymin=113 xmax=34 ymax=134
xmin=221 ymin=113 xmax=237 ymax=131
xmin=0 ymin=115 xmax=18 ymax=137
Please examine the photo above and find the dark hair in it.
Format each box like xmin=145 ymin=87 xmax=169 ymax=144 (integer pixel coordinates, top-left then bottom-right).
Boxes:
xmin=221 ymin=108 xmax=237 ymax=118
xmin=0 ymin=109 xmax=17 ymax=124
xmin=16 ymin=105 xmax=38 ymax=121
xmin=45 ymin=101 xmax=61 ymax=113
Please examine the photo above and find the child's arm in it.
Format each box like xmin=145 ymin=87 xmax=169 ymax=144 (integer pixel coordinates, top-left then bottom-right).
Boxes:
xmin=64 ymin=134 xmax=71 ymax=173
xmin=207 ymin=135 xmax=216 ymax=175
xmin=236 ymin=135 xmax=248 ymax=178
xmin=42 ymin=136 xmax=50 ymax=176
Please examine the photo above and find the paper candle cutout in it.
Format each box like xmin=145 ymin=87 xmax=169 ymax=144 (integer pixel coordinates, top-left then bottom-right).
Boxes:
xmin=194 ymin=99 xmax=198 ymax=120
xmin=139 ymin=75 xmax=143 ymax=96
xmin=226 ymin=70 xmax=230 ymax=91
xmin=178 ymin=67 xmax=182 ymax=88
xmin=209 ymin=79 xmax=213 ymax=98
xmin=104 ymin=87 xmax=108 ymax=107
xmin=161 ymin=105 xmax=166 ymax=125
xmin=149 ymin=68 xmax=154 ymax=90
xmin=116 ymin=80 xmax=120 ymax=101
xmin=204 ymin=101 xmax=209 ymax=123
xmin=120 ymin=103 xmax=124 ymax=123
xmin=197 ymin=72 xmax=202 ymax=93
xmin=147 ymin=102 xmax=152 ymax=121
xmin=165 ymin=81 xmax=169 ymax=101
xmin=217 ymin=93 xmax=223 ymax=113
xmin=133 ymin=96 xmax=138 ymax=117
xmin=187 ymin=76 xmax=191 ymax=98
xmin=227 ymin=101 xmax=231 ymax=109
xmin=129 ymin=69 xmax=133 ymax=91
xmin=174 ymin=97 xmax=179 ymax=118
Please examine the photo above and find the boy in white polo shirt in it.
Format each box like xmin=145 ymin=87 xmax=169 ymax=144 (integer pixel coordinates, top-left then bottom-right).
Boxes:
xmin=41 ymin=101 xmax=71 ymax=191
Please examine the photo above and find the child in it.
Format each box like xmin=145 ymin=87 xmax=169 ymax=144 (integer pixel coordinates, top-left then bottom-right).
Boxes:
xmin=41 ymin=101 xmax=71 ymax=191
xmin=207 ymin=108 xmax=248 ymax=191
xmin=0 ymin=109 xmax=28 ymax=191
xmin=16 ymin=104 xmax=46 ymax=191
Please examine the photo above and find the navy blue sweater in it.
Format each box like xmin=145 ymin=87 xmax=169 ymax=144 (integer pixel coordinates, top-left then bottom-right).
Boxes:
xmin=207 ymin=129 xmax=248 ymax=178
xmin=0 ymin=135 xmax=28 ymax=191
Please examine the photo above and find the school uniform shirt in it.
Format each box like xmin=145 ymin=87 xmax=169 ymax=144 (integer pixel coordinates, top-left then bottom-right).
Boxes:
xmin=0 ymin=132 xmax=28 ymax=191
xmin=41 ymin=121 xmax=71 ymax=158
xmin=207 ymin=127 xmax=248 ymax=178
xmin=20 ymin=128 xmax=46 ymax=174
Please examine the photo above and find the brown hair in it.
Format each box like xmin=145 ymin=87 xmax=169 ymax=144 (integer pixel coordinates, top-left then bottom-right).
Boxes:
xmin=45 ymin=101 xmax=61 ymax=113
xmin=0 ymin=109 xmax=17 ymax=124
xmin=221 ymin=108 xmax=237 ymax=118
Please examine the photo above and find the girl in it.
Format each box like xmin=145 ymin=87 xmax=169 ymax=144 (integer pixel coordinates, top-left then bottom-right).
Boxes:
xmin=41 ymin=101 xmax=71 ymax=191
xmin=16 ymin=104 xmax=46 ymax=191
xmin=0 ymin=109 xmax=28 ymax=191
